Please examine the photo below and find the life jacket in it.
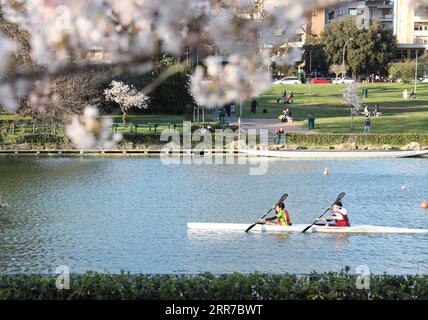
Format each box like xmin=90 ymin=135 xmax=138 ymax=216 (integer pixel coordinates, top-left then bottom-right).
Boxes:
xmin=332 ymin=208 xmax=350 ymax=227
xmin=277 ymin=209 xmax=291 ymax=226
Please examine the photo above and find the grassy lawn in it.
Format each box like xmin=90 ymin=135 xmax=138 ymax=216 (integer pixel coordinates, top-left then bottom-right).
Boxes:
xmin=240 ymin=82 xmax=428 ymax=133
xmin=2 ymin=83 xmax=428 ymax=134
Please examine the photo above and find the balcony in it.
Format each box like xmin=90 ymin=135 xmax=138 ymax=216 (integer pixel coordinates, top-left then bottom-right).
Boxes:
xmin=379 ymin=14 xmax=393 ymax=21
xmin=364 ymin=0 xmax=394 ymax=8
xmin=414 ymin=38 xmax=428 ymax=45
xmin=414 ymin=30 xmax=428 ymax=37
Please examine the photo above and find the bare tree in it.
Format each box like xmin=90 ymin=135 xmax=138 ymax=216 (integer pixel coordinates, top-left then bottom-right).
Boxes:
xmin=19 ymin=69 xmax=112 ymax=126
xmin=329 ymin=64 xmax=348 ymax=80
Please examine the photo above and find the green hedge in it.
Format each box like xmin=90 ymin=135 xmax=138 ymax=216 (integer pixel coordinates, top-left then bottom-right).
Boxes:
xmin=2 ymin=131 xmax=428 ymax=148
xmin=1 ymin=270 xmax=427 ymax=300
xmin=286 ymin=133 xmax=428 ymax=146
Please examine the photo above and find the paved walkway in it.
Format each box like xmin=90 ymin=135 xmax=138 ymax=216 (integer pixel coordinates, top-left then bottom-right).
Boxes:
xmin=228 ymin=117 xmax=309 ymax=132
xmin=227 ymin=116 xmax=310 ymax=144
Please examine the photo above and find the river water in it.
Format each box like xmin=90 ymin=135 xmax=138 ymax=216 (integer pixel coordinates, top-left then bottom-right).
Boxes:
xmin=0 ymin=156 xmax=427 ymax=275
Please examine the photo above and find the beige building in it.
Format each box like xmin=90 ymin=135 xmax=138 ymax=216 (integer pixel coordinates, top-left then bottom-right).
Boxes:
xmin=394 ymin=1 xmax=428 ymax=59
xmin=307 ymin=0 xmax=428 ymax=59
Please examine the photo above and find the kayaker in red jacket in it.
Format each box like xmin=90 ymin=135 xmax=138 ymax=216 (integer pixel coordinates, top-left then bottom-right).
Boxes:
xmin=317 ymin=201 xmax=350 ymax=227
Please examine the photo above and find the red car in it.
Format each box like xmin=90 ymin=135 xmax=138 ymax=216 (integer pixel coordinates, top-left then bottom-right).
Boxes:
xmin=310 ymin=77 xmax=333 ymax=84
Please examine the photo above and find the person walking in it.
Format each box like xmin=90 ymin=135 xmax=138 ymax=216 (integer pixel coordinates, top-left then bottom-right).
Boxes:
xmin=274 ymin=127 xmax=285 ymax=144
xmin=281 ymin=87 xmax=286 ymax=103
xmin=250 ymin=99 xmax=258 ymax=114
xmin=364 ymin=115 xmax=371 ymax=133
xmin=364 ymin=104 xmax=370 ymax=116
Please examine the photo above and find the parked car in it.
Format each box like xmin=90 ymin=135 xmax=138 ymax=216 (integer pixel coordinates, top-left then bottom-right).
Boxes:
xmin=273 ymin=77 xmax=302 ymax=84
xmin=310 ymin=77 xmax=332 ymax=84
xmin=422 ymin=77 xmax=428 ymax=83
xmin=332 ymin=77 xmax=355 ymax=84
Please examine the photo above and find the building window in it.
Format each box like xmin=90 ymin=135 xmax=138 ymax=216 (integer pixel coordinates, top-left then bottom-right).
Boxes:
xmin=328 ymin=11 xmax=335 ymax=20
xmin=348 ymin=8 xmax=357 ymax=16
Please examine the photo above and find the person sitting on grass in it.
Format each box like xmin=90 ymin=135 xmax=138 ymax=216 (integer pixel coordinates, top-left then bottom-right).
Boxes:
xmin=258 ymin=202 xmax=292 ymax=226
xmin=284 ymin=108 xmax=292 ymax=117
xmin=372 ymin=104 xmax=381 ymax=117
xmin=284 ymin=91 xmax=294 ymax=104
xmin=279 ymin=108 xmax=290 ymax=122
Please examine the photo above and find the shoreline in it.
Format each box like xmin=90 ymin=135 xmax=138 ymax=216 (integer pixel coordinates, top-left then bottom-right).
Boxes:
xmin=1 ymin=148 xmax=427 ymax=158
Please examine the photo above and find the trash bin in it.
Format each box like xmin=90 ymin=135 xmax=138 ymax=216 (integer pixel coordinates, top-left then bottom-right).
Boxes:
xmin=308 ymin=114 xmax=315 ymax=130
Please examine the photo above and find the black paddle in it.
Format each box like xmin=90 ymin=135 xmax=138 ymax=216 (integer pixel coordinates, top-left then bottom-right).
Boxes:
xmin=245 ymin=193 xmax=288 ymax=233
xmin=301 ymin=192 xmax=345 ymax=233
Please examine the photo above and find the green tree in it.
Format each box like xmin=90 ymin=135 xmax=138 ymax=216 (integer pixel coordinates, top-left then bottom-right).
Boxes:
xmin=147 ymin=56 xmax=196 ymax=115
xmin=389 ymin=59 xmax=424 ymax=82
xmin=321 ymin=16 xmax=396 ymax=78
xmin=302 ymin=35 xmax=328 ymax=77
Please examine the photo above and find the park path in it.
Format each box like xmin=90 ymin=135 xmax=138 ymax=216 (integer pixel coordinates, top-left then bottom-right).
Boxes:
xmin=228 ymin=116 xmax=310 ymax=144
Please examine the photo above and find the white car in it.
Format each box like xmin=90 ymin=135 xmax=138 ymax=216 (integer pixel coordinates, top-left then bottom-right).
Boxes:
xmin=422 ymin=78 xmax=428 ymax=83
xmin=332 ymin=77 xmax=355 ymax=84
xmin=273 ymin=77 xmax=302 ymax=84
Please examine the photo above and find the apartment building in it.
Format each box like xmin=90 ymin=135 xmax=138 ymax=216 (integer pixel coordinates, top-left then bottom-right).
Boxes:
xmin=394 ymin=2 xmax=428 ymax=59
xmin=309 ymin=0 xmax=428 ymax=59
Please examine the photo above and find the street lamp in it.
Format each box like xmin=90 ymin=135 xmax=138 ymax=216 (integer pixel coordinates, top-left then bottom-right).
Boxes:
xmin=415 ymin=50 xmax=418 ymax=95
xmin=342 ymin=38 xmax=353 ymax=79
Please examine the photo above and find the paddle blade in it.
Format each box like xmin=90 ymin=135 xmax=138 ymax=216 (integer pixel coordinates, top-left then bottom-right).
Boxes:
xmin=278 ymin=193 xmax=288 ymax=204
xmin=335 ymin=192 xmax=345 ymax=204
xmin=301 ymin=224 xmax=312 ymax=233
xmin=245 ymin=223 xmax=257 ymax=233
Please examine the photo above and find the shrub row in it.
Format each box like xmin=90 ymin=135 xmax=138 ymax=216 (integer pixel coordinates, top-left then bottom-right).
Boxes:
xmin=286 ymin=133 xmax=428 ymax=146
xmin=2 ymin=132 xmax=428 ymax=148
xmin=0 ymin=270 xmax=427 ymax=300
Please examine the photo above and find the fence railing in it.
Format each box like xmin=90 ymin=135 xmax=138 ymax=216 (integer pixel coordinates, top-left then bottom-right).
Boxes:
xmin=0 ymin=120 xmax=66 ymax=136
xmin=0 ymin=120 xmax=216 ymax=137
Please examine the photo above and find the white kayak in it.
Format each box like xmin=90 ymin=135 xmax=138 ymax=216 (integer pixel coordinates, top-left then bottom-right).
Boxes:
xmin=187 ymin=222 xmax=428 ymax=234
xmin=239 ymin=149 xmax=428 ymax=159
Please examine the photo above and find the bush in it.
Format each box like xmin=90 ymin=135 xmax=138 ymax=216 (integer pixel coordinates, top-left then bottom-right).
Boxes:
xmin=0 ymin=271 xmax=427 ymax=300
xmin=286 ymin=133 xmax=428 ymax=146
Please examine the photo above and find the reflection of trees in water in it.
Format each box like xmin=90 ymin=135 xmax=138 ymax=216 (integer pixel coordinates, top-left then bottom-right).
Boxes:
xmin=0 ymin=157 xmax=109 ymax=193
xmin=0 ymin=158 xmax=111 ymax=235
